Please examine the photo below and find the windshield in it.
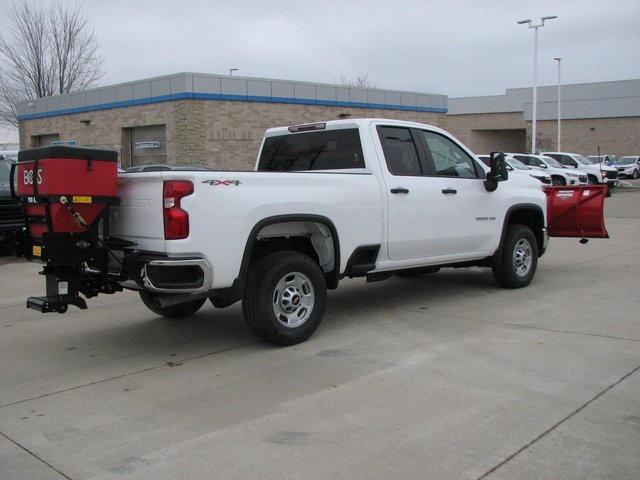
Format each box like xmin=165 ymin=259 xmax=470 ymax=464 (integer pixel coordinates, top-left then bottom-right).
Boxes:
xmin=616 ymin=157 xmax=636 ymax=165
xmin=574 ymin=155 xmax=593 ymax=166
xmin=542 ymin=156 xmax=564 ymax=168
xmin=507 ymin=159 xmax=529 ymax=170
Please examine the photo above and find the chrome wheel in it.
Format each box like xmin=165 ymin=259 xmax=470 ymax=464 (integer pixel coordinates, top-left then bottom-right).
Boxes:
xmin=512 ymin=238 xmax=533 ymax=277
xmin=272 ymin=271 xmax=315 ymax=328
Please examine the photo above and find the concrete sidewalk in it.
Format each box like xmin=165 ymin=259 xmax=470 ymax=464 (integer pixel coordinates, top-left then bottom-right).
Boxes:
xmin=1 ymin=190 xmax=638 ymax=480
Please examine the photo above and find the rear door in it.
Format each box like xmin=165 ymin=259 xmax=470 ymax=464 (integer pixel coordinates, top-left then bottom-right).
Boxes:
xmin=377 ymin=126 xmax=446 ymax=260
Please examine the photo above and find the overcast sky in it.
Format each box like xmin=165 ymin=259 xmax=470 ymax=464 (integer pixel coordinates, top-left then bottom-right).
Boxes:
xmin=1 ymin=0 xmax=639 ymax=142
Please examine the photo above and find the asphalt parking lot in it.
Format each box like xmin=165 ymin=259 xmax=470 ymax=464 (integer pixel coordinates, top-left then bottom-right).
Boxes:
xmin=1 ymin=184 xmax=639 ymax=480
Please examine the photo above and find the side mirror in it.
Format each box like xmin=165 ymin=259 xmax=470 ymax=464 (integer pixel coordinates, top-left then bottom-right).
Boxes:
xmin=540 ymin=164 xmax=548 ymax=168
xmin=484 ymin=151 xmax=508 ymax=192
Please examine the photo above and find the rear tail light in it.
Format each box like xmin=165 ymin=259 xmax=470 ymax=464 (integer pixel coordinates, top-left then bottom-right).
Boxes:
xmin=163 ymin=180 xmax=193 ymax=240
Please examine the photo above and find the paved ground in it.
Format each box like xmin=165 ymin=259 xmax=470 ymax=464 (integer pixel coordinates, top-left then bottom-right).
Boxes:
xmin=1 ymin=186 xmax=639 ymax=480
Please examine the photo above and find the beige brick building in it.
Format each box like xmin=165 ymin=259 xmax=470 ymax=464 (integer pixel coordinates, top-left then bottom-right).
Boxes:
xmin=17 ymin=74 xmax=639 ymax=166
xmin=446 ymin=79 xmax=640 ymax=156
xmin=17 ymin=73 xmax=447 ymax=170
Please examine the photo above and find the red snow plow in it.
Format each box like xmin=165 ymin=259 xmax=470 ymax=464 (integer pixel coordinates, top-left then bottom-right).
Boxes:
xmin=543 ymin=185 xmax=609 ymax=239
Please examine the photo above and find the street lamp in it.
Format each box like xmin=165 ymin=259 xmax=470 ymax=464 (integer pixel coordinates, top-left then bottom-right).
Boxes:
xmin=229 ymin=68 xmax=238 ymax=76
xmin=517 ymin=15 xmax=557 ymax=154
xmin=554 ymin=57 xmax=562 ymax=151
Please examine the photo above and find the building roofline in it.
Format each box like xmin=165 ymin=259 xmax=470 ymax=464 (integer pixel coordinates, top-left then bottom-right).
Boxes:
xmin=17 ymin=71 xmax=448 ymax=121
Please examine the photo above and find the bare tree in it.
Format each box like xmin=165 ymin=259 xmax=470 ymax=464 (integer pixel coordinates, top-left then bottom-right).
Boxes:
xmin=338 ymin=71 xmax=378 ymax=89
xmin=0 ymin=1 xmax=103 ymax=127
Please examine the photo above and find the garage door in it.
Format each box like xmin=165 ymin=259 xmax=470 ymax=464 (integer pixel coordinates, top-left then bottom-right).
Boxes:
xmin=131 ymin=125 xmax=166 ymax=166
xmin=33 ymin=134 xmax=60 ymax=147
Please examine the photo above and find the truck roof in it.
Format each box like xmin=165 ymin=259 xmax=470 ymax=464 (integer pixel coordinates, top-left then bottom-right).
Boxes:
xmin=264 ymin=118 xmax=445 ymax=137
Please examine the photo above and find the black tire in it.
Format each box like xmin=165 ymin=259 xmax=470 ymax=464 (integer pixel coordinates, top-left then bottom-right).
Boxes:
xmin=551 ymin=176 xmax=565 ymax=186
xmin=633 ymin=169 xmax=639 ymax=180
xmin=492 ymin=224 xmax=538 ymax=289
xmin=139 ymin=291 xmax=206 ymax=318
xmin=587 ymin=174 xmax=599 ymax=185
xmin=242 ymin=251 xmax=327 ymax=346
xmin=396 ymin=266 xmax=440 ymax=278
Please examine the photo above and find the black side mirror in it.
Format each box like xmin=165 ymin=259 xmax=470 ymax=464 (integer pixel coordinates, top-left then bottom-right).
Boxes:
xmin=484 ymin=151 xmax=508 ymax=192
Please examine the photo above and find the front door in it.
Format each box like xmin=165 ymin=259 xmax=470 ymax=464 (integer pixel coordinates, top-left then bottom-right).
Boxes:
xmin=416 ymin=129 xmax=501 ymax=256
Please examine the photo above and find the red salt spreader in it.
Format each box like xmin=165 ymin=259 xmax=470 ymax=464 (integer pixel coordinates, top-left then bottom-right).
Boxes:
xmin=11 ymin=146 xmax=128 ymax=313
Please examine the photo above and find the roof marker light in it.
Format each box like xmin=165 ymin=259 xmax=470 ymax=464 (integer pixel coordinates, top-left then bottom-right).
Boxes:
xmin=288 ymin=123 xmax=326 ymax=133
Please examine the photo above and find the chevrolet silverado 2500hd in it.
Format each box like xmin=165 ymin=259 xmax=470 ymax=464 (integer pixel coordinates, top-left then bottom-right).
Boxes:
xmin=14 ymin=119 xmax=609 ymax=345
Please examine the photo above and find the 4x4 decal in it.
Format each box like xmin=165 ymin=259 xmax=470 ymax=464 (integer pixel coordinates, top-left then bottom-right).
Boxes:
xmin=202 ymin=179 xmax=241 ymax=186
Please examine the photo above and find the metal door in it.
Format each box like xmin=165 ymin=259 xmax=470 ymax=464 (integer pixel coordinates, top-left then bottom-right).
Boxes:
xmin=35 ymin=134 xmax=60 ymax=147
xmin=130 ymin=125 xmax=166 ymax=166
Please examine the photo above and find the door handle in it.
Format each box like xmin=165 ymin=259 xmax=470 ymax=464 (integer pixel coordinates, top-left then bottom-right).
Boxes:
xmin=441 ymin=188 xmax=457 ymax=195
xmin=390 ymin=188 xmax=410 ymax=194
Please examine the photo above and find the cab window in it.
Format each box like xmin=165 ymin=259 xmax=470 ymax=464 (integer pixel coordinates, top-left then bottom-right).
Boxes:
xmin=547 ymin=154 xmax=577 ymax=167
xmin=377 ymin=126 xmax=422 ymax=176
xmin=515 ymin=155 xmax=543 ymax=167
xmin=258 ymin=128 xmax=365 ymax=172
xmin=420 ymin=131 xmax=478 ymax=178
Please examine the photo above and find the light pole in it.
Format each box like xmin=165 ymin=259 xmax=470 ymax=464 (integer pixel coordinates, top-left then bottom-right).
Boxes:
xmin=229 ymin=68 xmax=238 ymax=76
xmin=554 ymin=57 xmax=562 ymax=151
xmin=517 ymin=15 xmax=557 ymax=154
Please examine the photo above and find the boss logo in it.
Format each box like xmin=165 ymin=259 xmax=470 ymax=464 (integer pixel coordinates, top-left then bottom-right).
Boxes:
xmin=23 ymin=168 xmax=43 ymax=185
xmin=557 ymin=190 xmax=574 ymax=200
xmin=202 ymin=179 xmax=241 ymax=186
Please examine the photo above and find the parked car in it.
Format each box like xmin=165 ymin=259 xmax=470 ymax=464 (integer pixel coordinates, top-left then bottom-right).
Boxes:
xmin=0 ymin=151 xmax=24 ymax=255
xmin=511 ymin=153 xmax=587 ymax=186
xmin=126 ymin=164 xmax=212 ymax=172
xmin=612 ymin=156 xmax=640 ymax=179
xmin=544 ymin=152 xmax=618 ymax=186
xmin=587 ymin=155 xmax=617 ymax=166
xmin=477 ymin=155 xmax=552 ymax=184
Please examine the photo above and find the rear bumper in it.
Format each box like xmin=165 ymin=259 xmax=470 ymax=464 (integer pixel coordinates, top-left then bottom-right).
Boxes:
xmin=141 ymin=257 xmax=212 ymax=294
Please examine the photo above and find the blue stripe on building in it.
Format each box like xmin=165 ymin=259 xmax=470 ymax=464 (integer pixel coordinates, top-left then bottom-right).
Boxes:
xmin=17 ymin=92 xmax=447 ymax=121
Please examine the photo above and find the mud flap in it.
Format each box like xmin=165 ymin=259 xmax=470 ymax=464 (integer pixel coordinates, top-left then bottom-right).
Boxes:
xmin=543 ymin=185 xmax=609 ymax=239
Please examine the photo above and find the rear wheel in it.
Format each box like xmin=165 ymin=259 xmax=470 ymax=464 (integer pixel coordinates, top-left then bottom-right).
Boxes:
xmin=243 ymin=251 xmax=326 ymax=345
xmin=492 ymin=224 xmax=538 ymax=288
xmin=139 ymin=291 xmax=206 ymax=318
xmin=587 ymin=174 xmax=599 ymax=185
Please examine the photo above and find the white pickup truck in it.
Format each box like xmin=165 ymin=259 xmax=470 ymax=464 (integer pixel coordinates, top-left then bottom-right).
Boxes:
xmin=103 ymin=118 xmax=550 ymax=345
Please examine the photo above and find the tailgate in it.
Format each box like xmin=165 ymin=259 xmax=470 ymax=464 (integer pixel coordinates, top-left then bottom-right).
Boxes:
xmin=110 ymin=174 xmax=165 ymax=252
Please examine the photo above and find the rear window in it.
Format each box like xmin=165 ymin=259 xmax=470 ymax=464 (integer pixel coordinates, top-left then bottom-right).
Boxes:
xmin=258 ymin=128 xmax=365 ymax=172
